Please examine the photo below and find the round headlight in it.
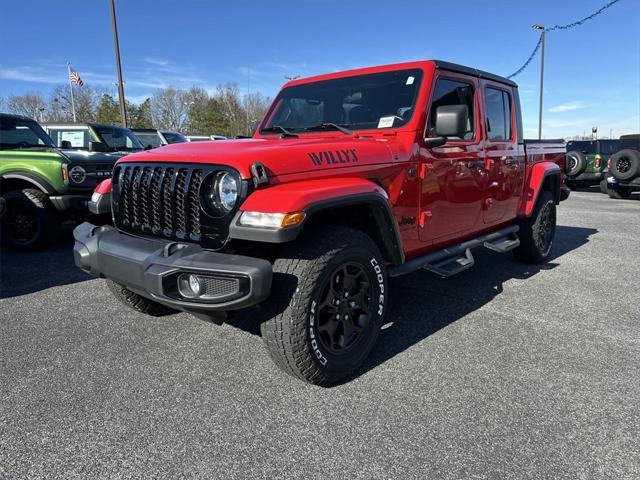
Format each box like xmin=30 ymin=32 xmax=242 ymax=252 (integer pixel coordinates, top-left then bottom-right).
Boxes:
xmin=69 ymin=166 xmax=86 ymax=184
xmin=214 ymin=172 xmax=238 ymax=212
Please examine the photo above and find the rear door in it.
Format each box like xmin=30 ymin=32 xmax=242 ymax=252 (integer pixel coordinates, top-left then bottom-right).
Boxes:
xmin=418 ymin=73 xmax=484 ymax=242
xmin=481 ymin=83 xmax=523 ymax=224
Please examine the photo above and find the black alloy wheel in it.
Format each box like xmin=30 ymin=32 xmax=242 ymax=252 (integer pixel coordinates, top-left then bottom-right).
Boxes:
xmin=4 ymin=197 xmax=39 ymax=245
xmin=535 ymin=200 xmax=556 ymax=257
xmin=315 ymin=262 xmax=374 ymax=355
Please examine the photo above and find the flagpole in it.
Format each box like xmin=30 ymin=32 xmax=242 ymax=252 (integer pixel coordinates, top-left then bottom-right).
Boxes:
xmin=67 ymin=63 xmax=77 ymax=122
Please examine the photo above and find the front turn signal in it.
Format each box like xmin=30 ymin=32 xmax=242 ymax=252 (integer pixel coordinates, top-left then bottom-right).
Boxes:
xmin=239 ymin=211 xmax=306 ymax=228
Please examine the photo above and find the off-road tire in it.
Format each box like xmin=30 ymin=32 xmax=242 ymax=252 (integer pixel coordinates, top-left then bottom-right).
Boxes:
xmin=609 ymin=149 xmax=640 ymax=181
xmin=607 ymin=185 xmax=632 ymax=199
xmin=0 ymin=188 xmax=59 ymax=251
xmin=565 ymin=150 xmax=586 ymax=177
xmin=106 ymin=279 xmax=176 ymax=317
xmin=514 ymin=190 xmax=556 ymax=264
xmin=260 ymin=227 xmax=387 ymax=387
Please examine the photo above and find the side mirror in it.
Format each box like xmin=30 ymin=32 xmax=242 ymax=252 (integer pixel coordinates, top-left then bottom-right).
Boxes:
xmin=424 ymin=105 xmax=469 ymax=148
xmin=89 ymin=141 xmax=107 ymax=152
xmin=60 ymin=140 xmax=72 ymax=149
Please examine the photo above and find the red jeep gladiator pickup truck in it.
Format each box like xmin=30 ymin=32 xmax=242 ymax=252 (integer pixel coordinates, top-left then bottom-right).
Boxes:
xmin=74 ymin=60 xmax=569 ymax=386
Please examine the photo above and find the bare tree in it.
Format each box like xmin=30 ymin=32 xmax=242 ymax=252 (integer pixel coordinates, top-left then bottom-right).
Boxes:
xmin=150 ymin=86 xmax=188 ymax=131
xmin=47 ymin=84 xmax=98 ymax=122
xmin=184 ymin=86 xmax=209 ymax=134
xmin=244 ymin=92 xmax=271 ymax=135
xmin=7 ymin=92 xmax=47 ymax=120
xmin=214 ymin=84 xmax=244 ymax=137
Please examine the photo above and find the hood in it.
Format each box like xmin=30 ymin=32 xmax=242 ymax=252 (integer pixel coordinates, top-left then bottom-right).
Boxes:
xmin=116 ymin=136 xmax=396 ymax=179
xmin=60 ymin=149 xmax=123 ymax=165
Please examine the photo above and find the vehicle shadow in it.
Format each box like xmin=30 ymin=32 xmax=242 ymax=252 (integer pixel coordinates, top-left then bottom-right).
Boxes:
xmin=0 ymin=227 xmax=92 ymax=299
xmin=230 ymin=225 xmax=597 ymax=383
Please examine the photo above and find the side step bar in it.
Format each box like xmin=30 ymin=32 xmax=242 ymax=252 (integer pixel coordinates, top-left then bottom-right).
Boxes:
xmin=388 ymin=225 xmax=519 ymax=278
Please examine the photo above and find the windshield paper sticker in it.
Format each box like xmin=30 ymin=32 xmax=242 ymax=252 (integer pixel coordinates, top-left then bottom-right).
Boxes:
xmin=406 ymin=76 xmax=415 ymax=85
xmin=377 ymin=116 xmax=395 ymax=129
xmin=61 ymin=131 xmax=85 ymax=147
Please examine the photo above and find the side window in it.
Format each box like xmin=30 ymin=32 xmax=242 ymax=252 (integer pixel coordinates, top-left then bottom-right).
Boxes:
xmin=427 ymin=78 xmax=475 ymax=140
xmin=485 ymin=87 xmax=512 ymax=141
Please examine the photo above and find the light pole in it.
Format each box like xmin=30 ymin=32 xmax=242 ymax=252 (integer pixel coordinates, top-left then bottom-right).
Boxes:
xmin=533 ymin=24 xmax=545 ymax=140
xmin=109 ymin=0 xmax=127 ymax=127
xmin=284 ymin=75 xmax=300 ymax=81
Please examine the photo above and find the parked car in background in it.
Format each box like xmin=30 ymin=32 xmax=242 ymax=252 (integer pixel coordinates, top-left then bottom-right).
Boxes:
xmin=186 ymin=135 xmax=227 ymax=142
xmin=74 ymin=60 xmax=569 ymax=386
xmin=42 ymin=122 xmax=145 ymax=154
xmin=0 ymin=114 xmax=126 ymax=250
xmin=132 ymin=128 xmax=188 ymax=149
xmin=565 ymin=139 xmax=617 ymax=191
xmin=604 ymin=136 xmax=640 ymax=199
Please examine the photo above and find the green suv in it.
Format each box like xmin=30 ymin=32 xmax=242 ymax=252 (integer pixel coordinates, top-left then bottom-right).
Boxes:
xmin=0 ymin=114 xmax=137 ymax=250
xmin=565 ymin=140 xmax=619 ymax=191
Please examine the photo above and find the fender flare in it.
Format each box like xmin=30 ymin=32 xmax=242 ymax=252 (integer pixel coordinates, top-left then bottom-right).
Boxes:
xmin=0 ymin=172 xmax=58 ymax=195
xmin=518 ymin=162 xmax=561 ymax=217
xmin=229 ymin=177 xmax=404 ymax=264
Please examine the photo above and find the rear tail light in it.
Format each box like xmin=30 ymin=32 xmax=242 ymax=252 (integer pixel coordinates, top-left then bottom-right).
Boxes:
xmin=607 ymin=158 xmax=612 ymax=169
xmin=594 ymin=154 xmax=601 ymax=169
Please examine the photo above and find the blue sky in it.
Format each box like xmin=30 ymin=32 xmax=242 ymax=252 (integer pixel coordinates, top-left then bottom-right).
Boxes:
xmin=1 ymin=0 xmax=639 ymax=138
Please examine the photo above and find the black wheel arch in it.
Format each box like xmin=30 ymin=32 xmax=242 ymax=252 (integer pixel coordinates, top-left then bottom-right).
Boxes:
xmin=0 ymin=172 xmax=58 ymax=196
xmin=229 ymin=192 xmax=405 ymax=266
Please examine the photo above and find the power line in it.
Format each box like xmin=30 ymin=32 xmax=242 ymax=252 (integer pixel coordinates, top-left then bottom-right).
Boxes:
xmin=507 ymin=0 xmax=623 ymax=79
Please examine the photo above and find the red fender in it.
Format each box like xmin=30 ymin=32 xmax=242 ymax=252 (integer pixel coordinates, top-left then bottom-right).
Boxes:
xmin=94 ymin=178 xmax=112 ymax=195
xmin=240 ymin=177 xmax=388 ymax=213
xmin=518 ymin=162 xmax=560 ymax=217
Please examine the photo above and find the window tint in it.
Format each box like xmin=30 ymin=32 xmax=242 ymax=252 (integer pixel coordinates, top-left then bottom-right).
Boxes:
xmin=428 ymin=78 xmax=475 ymax=140
xmin=567 ymin=140 xmax=597 ymax=154
xmin=135 ymin=132 xmax=162 ymax=148
xmin=0 ymin=117 xmax=54 ymax=149
xmin=485 ymin=88 xmax=512 ymax=141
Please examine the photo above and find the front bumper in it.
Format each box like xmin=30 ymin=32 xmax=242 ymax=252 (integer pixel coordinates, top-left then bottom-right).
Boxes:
xmin=73 ymin=223 xmax=272 ymax=313
xmin=49 ymin=194 xmax=91 ymax=212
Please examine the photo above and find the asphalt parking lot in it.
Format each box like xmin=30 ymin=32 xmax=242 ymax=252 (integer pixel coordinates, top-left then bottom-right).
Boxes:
xmin=1 ymin=190 xmax=639 ymax=479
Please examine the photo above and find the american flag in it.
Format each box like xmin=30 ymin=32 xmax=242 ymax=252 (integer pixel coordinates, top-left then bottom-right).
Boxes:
xmin=68 ymin=66 xmax=84 ymax=87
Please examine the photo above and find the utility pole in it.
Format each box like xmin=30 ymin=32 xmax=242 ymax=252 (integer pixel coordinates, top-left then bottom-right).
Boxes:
xmin=533 ymin=24 xmax=545 ymax=140
xmin=109 ymin=0 xmax=127 ymax=127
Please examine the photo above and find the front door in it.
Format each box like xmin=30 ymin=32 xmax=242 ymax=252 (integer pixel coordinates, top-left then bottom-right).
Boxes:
xmin=481 ymin=83 xmax=524 ymax=224
xmin=419 ymin=74 xmax=484 ymax=242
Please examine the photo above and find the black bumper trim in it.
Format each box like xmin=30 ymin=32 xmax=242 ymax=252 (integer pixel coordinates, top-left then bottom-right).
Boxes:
xmin=560 ymin=185 xmax=570 ymax=202
xmin=50 ymin=194 xmax=91 ymax=212
xmin=73 ymin=222 xmax=272 ymax=312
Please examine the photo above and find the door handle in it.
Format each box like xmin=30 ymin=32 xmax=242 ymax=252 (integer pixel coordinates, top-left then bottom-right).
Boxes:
xmin=504 ymin=157 xmax=520 ymax=167
xmin=467 ymin=160 xmax=485 ymax=169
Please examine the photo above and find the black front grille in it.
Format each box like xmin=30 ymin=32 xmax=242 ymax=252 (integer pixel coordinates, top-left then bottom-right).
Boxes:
xmin=112 ymin=163 xmax=242 ymax=249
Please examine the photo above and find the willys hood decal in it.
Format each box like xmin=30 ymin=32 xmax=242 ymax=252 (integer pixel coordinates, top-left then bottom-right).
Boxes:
xmin=116 ymin=137 xmax=396 ymax=178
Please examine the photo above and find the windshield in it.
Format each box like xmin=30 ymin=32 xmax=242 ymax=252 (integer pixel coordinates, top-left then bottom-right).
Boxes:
xmin=135 ymin=131 xmax=162 ymax=148
xmin=93 ymin=125 xmax=144 ymax=151
xmin=0 ymin=116 xmax=56 ymax=149
xmin=567 ymin=141 xmax=596 ymax=155
xmin=49 ymin=128 xmax=93 ymax=148
xmin=162 ymin=131 xmax=187 ymax=144
xmin=261 ymin=69 xmax=423 ymax=134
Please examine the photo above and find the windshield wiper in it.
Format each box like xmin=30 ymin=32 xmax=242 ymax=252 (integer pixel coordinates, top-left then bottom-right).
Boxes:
xmin=260 ymin=125 xmax=299 ymax=138
xmin=305 ymin=123 xmax=353 ymax=135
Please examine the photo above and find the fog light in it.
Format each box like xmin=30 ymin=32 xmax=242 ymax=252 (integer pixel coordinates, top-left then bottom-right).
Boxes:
xmin=178 ymin=273 xmax=202 ymax=298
